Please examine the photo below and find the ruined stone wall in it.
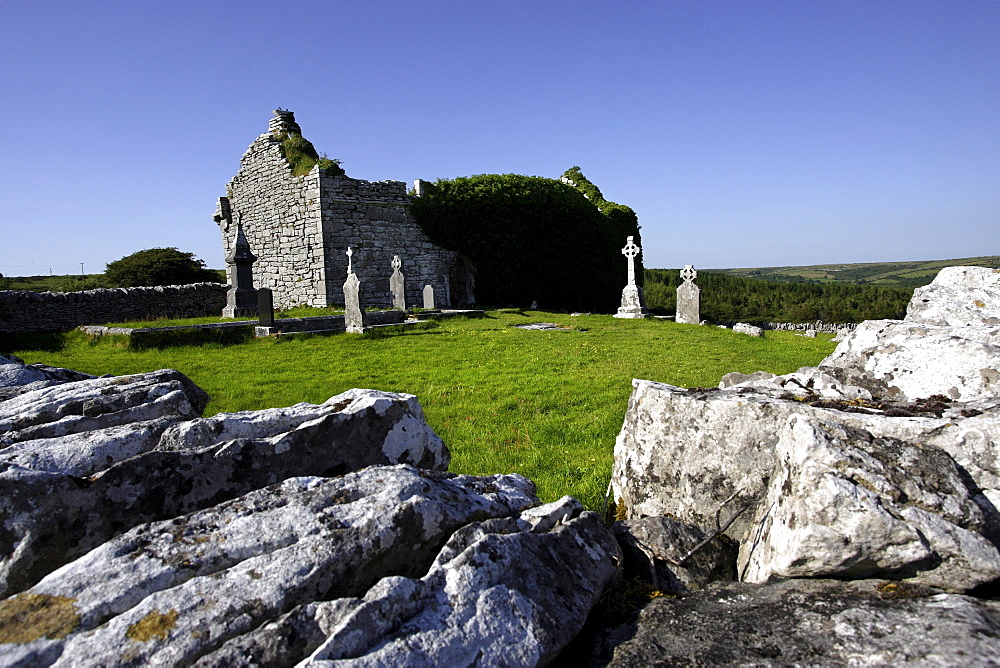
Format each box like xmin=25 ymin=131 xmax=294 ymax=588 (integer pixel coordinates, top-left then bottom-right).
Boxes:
xmin=217 ymin=135 xmax=327 ymax=309
xmin=0 ymin=283 xmax=228 ymax=333
xmin=318 ymin=173 xmax=464 ymax=308
xmin=216 ymin=111 xmax=475 ymax=309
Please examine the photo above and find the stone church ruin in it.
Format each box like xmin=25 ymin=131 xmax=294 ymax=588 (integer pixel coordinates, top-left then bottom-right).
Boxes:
xmin=213 ymin=110 xmax=474 ymax=309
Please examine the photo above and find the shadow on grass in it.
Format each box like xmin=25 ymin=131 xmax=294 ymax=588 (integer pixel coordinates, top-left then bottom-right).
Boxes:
xmin=0 ymin=332 xmax=67 ymax=353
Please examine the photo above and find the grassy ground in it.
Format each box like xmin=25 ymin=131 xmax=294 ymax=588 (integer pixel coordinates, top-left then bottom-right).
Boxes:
xmin=7 ymin=311 xmax=835 ymax=510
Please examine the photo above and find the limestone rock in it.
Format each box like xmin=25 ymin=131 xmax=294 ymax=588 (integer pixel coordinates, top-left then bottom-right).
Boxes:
xmin=613 ymin=516 xmax=737 ymax=593
xmin=0 ymin=387 xmax=451 ymax=598
xmin=587 ymin=579 xmax=1000 ymax=665
xmin=732 ymin=322 xmax=763 ymax=337
xmin=740 ymin=414 xmax=1000 ymax=591
xmin=612 ymin=380 xmax=1000 ymax=591
xmin=906 ymin=265 xmax=1000 ymax=327
xmin=0 ymin=369 xmax=208 ymax=445
xmin=297 ymin=497 xmax=620 ymax=667
xmin=157 ymin=387 xmax=449 ymax=471
xmin=0 ymin=355 xmax=96 ymax=402
xmin=1 ymin=466 xmax=539 ymax=667
xmin=819 ymin=319 xmax=1000 ymax=402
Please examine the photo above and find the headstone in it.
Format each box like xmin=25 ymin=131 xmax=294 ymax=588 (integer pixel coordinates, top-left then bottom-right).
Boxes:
xmin=675 ymin=265 xmax=701 ymax=324
xmin=423 ymin=284 xmax=434 ymax=310
xmin=614 ymin=236 xmax=650 ymax=319
xmin=390 ymin=255 xmax=406 ymax=311
xmin=344 ymin=248 xmax=365 ymax=333
xmin=222 ymin=220 xmax=259 ymax=318
xmin=257 ymin=288 xmax=274 ymax=328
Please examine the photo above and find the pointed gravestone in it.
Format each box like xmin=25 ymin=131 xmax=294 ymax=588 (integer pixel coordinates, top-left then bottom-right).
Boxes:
xmin=613 ymin=236 xmax=650 ymax=319
xmin=222 ymin=220 xmax=259 ymax=318
xmin=423 ymin=284 xmax=435 ymax=310
xmin=344 ymin=247 xmax=365 ymax=333
xmin=675 ymin=265 xmax=701 ymax=324
xmin=390 ymin=255 xmax=406 ymax=311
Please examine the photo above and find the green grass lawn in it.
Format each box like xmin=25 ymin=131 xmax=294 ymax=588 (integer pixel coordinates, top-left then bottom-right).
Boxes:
xmin=7 ymin=311 xmax=835 ymax=510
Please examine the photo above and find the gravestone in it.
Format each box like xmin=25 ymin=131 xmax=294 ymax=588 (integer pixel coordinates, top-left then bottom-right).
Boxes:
xmin=390 ymin=255 xmax=406 ymax=311
xmin=423 ymin=284 xmax=435 ymax=310
xmin=257 ymin=288 xmax=274 ymax=327
xmin=344 ymin=248 xmax=365 ymax=333
xmin=614 ymin=236 xmax=650 ymax=319
xmin=222 ymin=221 xmax=259 ymax=318
xmin=675 ymin=265 xmax=701 ymax=324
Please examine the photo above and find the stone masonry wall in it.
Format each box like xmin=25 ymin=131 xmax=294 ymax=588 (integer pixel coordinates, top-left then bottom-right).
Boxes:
xmin=217 ymin=134 xmax=327 ymax=308
xmin=217 ymin=111 xmax=474 ymax=310
xmin=318 ymin=173 xmax=463 ymax=308
xmin=0 ymin=283 xmax=228 ymax=333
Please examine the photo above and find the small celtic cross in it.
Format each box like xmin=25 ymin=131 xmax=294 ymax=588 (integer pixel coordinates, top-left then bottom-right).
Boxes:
xmin=680 ymin=265 xmax=697 ymax=284
xmin=391 ymin=255 xmax=401 ymax=272
xmin=346 ymin=247 xmax=354 ymax=275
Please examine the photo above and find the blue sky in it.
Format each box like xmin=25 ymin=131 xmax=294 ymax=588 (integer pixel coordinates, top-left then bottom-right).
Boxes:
xmin=2 ymin=0 xmax=997 ymax=274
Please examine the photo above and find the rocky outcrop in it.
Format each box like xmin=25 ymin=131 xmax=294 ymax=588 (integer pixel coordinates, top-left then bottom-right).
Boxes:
xmin=0 ymin=355 xmax=620 ymax=666
xmin=0 ymin=466 xmax=541 ymax=666
xmin=906 ymin=265 xmax=1000 ymax=327
xmin=0 ymin=363 xmax=452 ymax=598
xmin=587 ymin=578 xmax=1000 ymax=665
xmin=613 ymin=266 xmax=1000 ymax=602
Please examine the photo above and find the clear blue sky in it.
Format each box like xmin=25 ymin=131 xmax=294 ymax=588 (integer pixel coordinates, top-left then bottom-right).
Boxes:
xmin=2 ymin=0 xmax=997 ymax=274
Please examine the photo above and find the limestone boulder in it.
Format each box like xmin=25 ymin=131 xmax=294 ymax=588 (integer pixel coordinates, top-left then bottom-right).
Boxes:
xmin=293 ymin=497 xmax=619 ymax=667
xmin=905 ymin=265 xmax=1000 ymax=327
xmin=0 ymin=356 xmax=95 ymax=401
xmin=0 ymin=387 xmax=451 ymax=598
xmin=732 ymin=322 xmax=763 ymax=337
xmin=740 ymin=414 xmax=1000 ymax=591
xmin=0 ymin=369 xmax=209 ymax=446
xmin=0 ymin=466 xmax=539 ymax=667
xmin=819 ymin=319 xmax=1000 ymax=402
xmin=612 ymin=380 xmax=1000 ymax=591
xmin=586 ymin=579 xmax=1000 ymax=665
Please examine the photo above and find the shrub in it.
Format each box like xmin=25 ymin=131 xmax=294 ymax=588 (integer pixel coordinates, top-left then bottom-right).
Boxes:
xmin=275 ymin=132 xmax=345 ymax=177
xmin=103 ymin=248 xmax=223 ymax=288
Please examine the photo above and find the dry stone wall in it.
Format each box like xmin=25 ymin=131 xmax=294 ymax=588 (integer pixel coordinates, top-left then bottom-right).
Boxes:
xmin=0 ymin=284 xmax=227 ymax=333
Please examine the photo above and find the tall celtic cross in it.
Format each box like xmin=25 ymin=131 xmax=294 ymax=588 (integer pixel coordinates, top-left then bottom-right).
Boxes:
xmin=621 ymin=236 xmax=641 ymax=286
xmin=391 ymin=255 xmax=401 ymax=272
xmin=680 ymin=264 xmax=697 ymax=284
xmin=346 ymin=247 xmax=354 ymax=275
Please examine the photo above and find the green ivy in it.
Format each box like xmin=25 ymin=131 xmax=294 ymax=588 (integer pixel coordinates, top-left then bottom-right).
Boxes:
xmin=409 ymin=173 xmax=641 ymax=311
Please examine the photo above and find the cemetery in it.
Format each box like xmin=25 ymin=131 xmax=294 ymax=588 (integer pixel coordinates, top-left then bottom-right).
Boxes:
xmin=0 ymin=109 xmax=998 ymax=665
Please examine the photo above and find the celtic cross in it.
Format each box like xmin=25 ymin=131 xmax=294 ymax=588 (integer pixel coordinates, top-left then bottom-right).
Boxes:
xmin=346 ymin=247 xmax=353 ymax=275
xmin=391 ymin=255 xmax=401 ymax=272
xmin=680 ymin=265 xmax=697 ymax=284
xmin=621 ymin=236 xmax=641 ymax=286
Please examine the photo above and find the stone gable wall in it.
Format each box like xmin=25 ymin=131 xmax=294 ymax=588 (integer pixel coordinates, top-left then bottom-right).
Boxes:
xmin=218 ymin=135 xmax=327 ymax=308
xmin=216 ymin=113 xmax=474 ymax=310
xmin=0 ymin=283 xmax=228 ymax=333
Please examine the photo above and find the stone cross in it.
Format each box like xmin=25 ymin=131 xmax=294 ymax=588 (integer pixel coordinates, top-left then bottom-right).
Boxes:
xmin=614 ymin=236 xmax=649 ymax=319
xmin=622 ymin=236 xmax=640 ymax=286
xmin=346 ymin=247 xmax=354 ymax=276
xmin=390 ymin=254 xmax=406 ymax=311
xmin=675 ymin=264 xmax=701 ymax=325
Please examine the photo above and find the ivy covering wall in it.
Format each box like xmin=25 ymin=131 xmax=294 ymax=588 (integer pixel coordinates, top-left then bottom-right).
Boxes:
xmin=409 ymin=170 xmax=641 ymax=311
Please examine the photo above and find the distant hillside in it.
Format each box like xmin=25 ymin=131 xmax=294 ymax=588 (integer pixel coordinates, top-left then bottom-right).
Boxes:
xmin=706 ymin=256 xmax=1000 ymax=287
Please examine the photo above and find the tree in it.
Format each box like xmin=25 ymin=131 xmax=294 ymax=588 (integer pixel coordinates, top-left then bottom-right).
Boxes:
xmin=103 ymin=248 xmax=222 ymax=288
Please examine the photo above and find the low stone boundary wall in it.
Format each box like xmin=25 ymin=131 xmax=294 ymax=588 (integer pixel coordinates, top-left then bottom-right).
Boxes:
xmin=717 ymin=320 xmax=858 ymax=334
xmin=0 ymin=283 xmax=228 ymax=333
